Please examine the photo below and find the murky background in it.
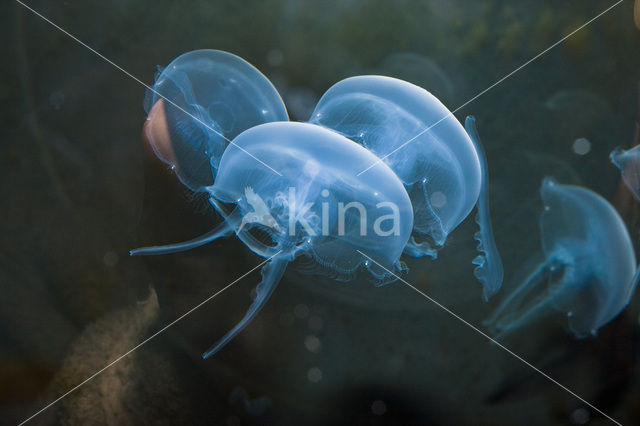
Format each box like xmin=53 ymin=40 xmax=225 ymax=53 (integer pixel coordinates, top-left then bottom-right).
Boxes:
xmin=2 ymin=0 xmax=640 ymax=424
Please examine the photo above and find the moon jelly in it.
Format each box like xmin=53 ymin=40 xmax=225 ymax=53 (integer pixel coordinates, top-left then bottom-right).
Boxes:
xmin=309 ymin=75 xmax=503 ymax=299
xmin=143 ymin=49 xmax=288 ymax=191
xmin=133 ymin=122 xmax=413 ymax=358
xmin=610 ymin=145 xmax=640 ymax=201
xmin=485 ymin=178 xmax=638 ymax=338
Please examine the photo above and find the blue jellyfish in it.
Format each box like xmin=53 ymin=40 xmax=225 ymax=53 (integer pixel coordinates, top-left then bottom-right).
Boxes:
xmin=143 ymin=49 xmax=288 ymax=191
xmin=485 ymin=178 xmax=638 ymax=338
xmin=610 ymin=145 xmax=640 ymax=201
xmin=309 ymin=75 xmax=503 ymax=300
xmin=132 ymin=122 xmax=413 ymax=358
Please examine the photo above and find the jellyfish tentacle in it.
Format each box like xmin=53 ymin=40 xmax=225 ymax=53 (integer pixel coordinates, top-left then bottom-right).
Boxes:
xmin=484 ymin=259 xmax=553 ymax=338
xmin=130 ymin=219 xmax=235 ymax=256
xmin=465 ymin=116 xmax=504 ymax=301
xmin=610 ymin=146 xmax=640 ymax=201
xmin=130 ymin=206 xmax=243 ymax=256
xmin=403 ymin=236 xmax=438 ymax=259
xmin=202 ymin=255 xmax=288 ymax=359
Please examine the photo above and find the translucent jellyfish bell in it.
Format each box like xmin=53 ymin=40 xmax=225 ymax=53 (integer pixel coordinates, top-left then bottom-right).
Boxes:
xmin=486 ymin=178 xmax=638 ymax=338
xmin=310 ymin=75 xmax=503 ymax=299
xmin=133 ymin=122 xmax=413 ymax=358
xmin=143 ymin=49 xmax=288 ymax=191
xmin=610 ymin=145 xmax=640 ymax=201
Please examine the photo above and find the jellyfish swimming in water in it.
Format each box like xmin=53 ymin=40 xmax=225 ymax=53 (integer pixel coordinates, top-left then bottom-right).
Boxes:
xmin=610 ymin=145 xmax=640 ymax=201
xmin=309 ymin=75 xmax=503 ymax=300
xmin=485 ymin=178 xmax=639 ymax=338
xmin=143 ymin=49 xmax=288 ymax=191
xmin=132 ymin=122 xmax=413 ymax=358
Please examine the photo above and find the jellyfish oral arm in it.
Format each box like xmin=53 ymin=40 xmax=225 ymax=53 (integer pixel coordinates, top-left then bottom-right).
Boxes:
xmin=403 ymin=236 xmax=438 ymax=259
xmin=465 ymin=116 xmax=504 ymax=301
xmin=129 ymin=219 xmax=236 ymax=256
xmin=484 ymin=259 xmax=552 ymax=339
xmin=202 ymin=254 xmax=288 ymax=359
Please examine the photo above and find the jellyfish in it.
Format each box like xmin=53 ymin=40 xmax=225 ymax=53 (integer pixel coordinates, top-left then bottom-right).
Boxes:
xmin=374 ymin=52 xmax=455 ymax=105
xmin=132 ymin=122 xmax=413 ymax=358
xmin=610 ymin=145 xmax=640 ymax=201
xmin=309 ymin=75 xmax=503 ymax=299
xmin=485 ymin=178 xmax=638 ymax=338
xmin=143 ymin=49 xmax=288 ymax=191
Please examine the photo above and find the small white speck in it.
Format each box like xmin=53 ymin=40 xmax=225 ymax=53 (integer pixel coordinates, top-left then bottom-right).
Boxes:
xmin=304 ymin=335 xmax=321 ymax=353
xmin=266 ymin=49 xmax=284 ymax=66
xmin=570 ymin=407 xmax=590 ymax=425
xmin=49 ymin=91 xmax=65 ymax=109
xmin=371 ymin=399 xmax=387 ymax=416
xmin=572 ymin=138 xmax=591 ymax=155
xmin=307 ymin=367 xmax=322 ymax=382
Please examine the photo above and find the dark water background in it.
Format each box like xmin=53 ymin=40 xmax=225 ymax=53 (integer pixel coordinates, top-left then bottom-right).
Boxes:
xmin=2 ymin=0 xmax=640 ymax=424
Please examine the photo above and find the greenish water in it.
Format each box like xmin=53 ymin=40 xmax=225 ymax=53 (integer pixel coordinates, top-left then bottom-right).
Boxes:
xmin=2 ymin=0 xmax=640 ymax=424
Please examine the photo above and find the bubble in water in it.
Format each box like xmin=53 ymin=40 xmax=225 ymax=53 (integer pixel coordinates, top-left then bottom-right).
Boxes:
xmin=49 ymin=90 xmax=65 ymax=109
xmin=267 ymin=49 xmax=284 ymax=67
xmin=371 ymin=399 xmax=387 ymax=416
xmin=307 ymin=367 xmax=322 ymax=383
xmin=304 ymin=335 xmax=321 ymax=353
xmin=572 ymin=138 xmax=591 ymax=155
xmin=570 ymin=407 xmax=590 ymax=425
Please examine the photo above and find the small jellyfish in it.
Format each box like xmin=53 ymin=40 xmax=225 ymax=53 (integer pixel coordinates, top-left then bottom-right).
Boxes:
xmin=544 ymin=89 xmax=614 ymax=134
xmin=132 ymin=122 xmax=413 ymax=358
xmin=610 ymin=145 xmax=640 ymax=201
xmin=374 ymin=52 xmax=455 ymax=106
xmin=143 ymin=49 xmax=288 ymax=191
xmin=310 ymin=75 xmax=503 ymax=299
xmin=486 ymin=178 xmax=638 ymax=338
